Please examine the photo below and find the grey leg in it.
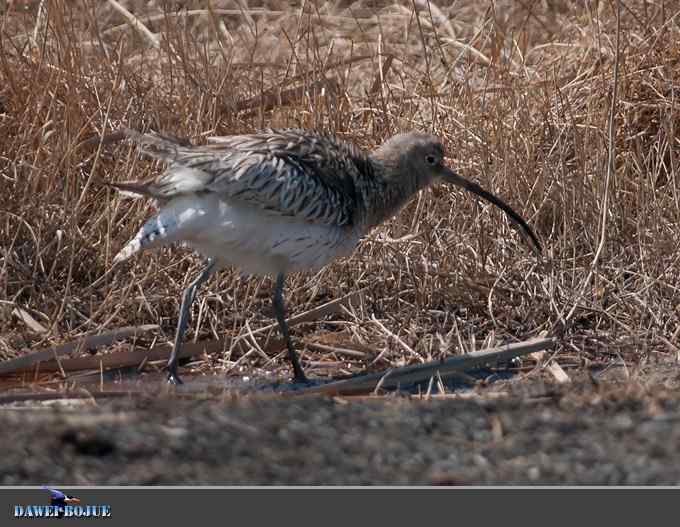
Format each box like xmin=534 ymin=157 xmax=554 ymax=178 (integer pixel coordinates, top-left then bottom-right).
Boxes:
xmin=272 ymin=272 xmax=308 ymax=384
xmin=167 ymin=258 xmax=215 ymax=385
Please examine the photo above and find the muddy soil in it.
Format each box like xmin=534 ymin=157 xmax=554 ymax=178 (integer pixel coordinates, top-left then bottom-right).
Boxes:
xmin=2 ymin=364 xmax=680 ymax=485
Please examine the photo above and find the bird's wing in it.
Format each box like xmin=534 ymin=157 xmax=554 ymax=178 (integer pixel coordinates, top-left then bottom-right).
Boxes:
xmin=112 ymin=128 xmax=364 ymax=227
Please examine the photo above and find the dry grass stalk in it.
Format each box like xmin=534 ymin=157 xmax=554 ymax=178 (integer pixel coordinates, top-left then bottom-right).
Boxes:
xmin=11 ymin=306 xmax=47 ymax=334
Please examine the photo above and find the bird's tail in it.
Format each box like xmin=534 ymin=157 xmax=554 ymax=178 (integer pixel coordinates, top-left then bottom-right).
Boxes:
xmin=92 ymin=128 xmax=199 ymax=199
xmin=119 ymin=127 xmax=195 ymax=162
xmin=84 ymin=126 xmax=192 ymax=162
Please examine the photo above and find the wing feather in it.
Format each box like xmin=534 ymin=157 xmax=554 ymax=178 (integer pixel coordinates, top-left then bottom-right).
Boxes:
xmin=113 ymin=129 xmax=364 ymax=227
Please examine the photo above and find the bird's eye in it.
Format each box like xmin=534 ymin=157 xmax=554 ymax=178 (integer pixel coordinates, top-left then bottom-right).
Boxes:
xmin=425 ymin=154 xmax=437 ymax=165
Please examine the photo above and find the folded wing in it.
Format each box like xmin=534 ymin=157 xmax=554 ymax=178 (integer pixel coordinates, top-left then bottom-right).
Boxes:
xmin=112 ymin=128 xmax=363 ymax=228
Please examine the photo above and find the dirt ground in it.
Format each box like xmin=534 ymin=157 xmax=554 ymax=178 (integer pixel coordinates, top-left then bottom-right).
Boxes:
xmin=2 ymin=363 xmax=680 ymax=486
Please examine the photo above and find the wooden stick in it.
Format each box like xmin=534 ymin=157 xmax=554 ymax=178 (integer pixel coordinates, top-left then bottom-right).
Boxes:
xmin=0 ymin=325 xmax=160 ymax=376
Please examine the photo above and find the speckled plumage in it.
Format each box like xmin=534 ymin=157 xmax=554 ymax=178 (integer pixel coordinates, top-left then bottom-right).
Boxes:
xmin=108 ymin=127 xmax=541 ymax=384
xmin=115 ymin=129 xmax=362 ymax=224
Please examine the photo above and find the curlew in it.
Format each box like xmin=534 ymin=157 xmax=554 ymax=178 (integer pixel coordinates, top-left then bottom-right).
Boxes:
xmin=108 ymin=128 xmax=541 ymax=385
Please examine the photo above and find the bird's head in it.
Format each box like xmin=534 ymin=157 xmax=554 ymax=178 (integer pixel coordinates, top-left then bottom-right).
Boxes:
xmin=371 ymin=131 xmax=541 ymax=254
xmin=372 ymin=131 xmax=446 ymax=189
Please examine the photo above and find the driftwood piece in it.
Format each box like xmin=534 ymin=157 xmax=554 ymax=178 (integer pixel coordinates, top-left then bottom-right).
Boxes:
xmin=294 ymin=337 xmax=557 ymax=397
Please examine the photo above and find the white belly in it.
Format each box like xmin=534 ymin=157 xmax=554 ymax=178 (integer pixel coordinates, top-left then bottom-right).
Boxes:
xmin=156 ymin=194 xmax=361 ymax=276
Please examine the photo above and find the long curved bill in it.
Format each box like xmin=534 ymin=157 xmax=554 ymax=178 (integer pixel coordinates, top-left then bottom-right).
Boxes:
xmin=442 ymin=167 xmax=542 ymax=255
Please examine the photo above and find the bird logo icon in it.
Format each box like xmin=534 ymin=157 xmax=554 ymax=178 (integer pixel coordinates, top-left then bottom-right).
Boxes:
xmin=43 ymin=486 xmax=80 ymax=517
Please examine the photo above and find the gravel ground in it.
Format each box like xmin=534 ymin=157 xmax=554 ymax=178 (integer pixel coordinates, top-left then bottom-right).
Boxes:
xmin=2 ymin=365 xmax=680 ymax=485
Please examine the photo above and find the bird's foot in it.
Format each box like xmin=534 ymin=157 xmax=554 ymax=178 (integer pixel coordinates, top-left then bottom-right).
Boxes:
xmin=166 ymin=369 xmax=184 ymax=386
xmin=291 ymin=362 xmax=310 ymax=386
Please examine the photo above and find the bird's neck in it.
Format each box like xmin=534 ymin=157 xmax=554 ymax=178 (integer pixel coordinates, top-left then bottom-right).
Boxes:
xmin=357 ymin=157 xmax=421 ymax=232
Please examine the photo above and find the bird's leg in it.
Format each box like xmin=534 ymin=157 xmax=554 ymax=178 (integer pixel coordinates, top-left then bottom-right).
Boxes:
xmin=272 ymin=272 xmax=308 ymax=384
xmin=167 ymin=257 xmax=215 ymax=385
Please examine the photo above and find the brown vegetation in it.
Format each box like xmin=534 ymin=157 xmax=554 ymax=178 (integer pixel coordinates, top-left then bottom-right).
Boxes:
xmin=1 ymin=0 xmax=679 ymax=383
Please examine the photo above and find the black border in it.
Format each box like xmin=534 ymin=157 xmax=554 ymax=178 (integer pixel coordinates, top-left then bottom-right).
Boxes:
xmin=2 ymin=487 xmax=678 ymax=525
